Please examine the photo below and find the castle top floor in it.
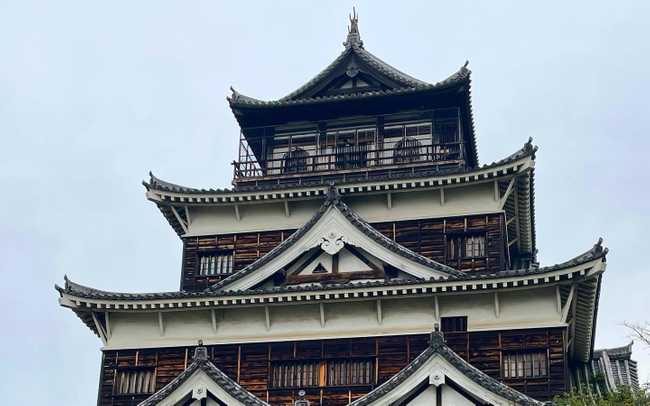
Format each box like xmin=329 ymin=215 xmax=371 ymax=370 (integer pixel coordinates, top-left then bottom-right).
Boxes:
xmin=227 ymin=13 xmax=477 ymax=188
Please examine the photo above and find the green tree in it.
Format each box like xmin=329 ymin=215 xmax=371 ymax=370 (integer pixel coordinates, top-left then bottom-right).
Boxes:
xmin=554 ymin=385 xmax=650 ymax=405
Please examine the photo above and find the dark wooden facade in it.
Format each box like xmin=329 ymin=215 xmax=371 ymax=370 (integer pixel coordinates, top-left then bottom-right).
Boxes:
xmin=181 ymin=213 xmax=507 ymax=292
xmin=98 ymin=327 xmax=565 ymax=406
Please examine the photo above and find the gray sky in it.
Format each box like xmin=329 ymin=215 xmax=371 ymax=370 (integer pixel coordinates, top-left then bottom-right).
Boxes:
xmin=1 ymin=1 xmax=649 ymax=404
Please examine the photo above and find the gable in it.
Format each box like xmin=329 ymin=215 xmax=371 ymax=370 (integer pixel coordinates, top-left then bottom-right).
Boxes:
xmin=142 ymin=369 xmax=251 ymax=406
xmin=210 ymin=195 xmax=459 ymax=293
xmin=350 ymin=333 xmax=544 ymax=406
xmin=291 ymin=51 xmax=409 ymax=100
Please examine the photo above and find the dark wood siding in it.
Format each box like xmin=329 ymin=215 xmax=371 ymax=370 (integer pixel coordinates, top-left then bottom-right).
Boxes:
xmin=97 ymin=328 xmax=565 ymax=405
xmin=180 ymin=213 xmax=507 ymax=292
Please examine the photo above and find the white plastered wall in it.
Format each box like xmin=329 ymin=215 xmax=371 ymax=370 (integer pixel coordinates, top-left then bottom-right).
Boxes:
xmin=184 ymin=183 xmax=500 ymax=236
xmin=104 ymin=286 xmax=564 ymax=350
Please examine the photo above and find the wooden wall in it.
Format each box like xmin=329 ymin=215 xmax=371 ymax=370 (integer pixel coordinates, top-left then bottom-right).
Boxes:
xmin=180 ymin=213 xmax=507 ymax=292
xmin=98 ymin=328 xmax=565 ymax=405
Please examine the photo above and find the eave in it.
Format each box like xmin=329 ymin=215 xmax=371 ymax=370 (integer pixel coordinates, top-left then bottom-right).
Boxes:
xmin=145 ymin=140 xmax=536 ymax=240
xmin=57 ymin=239 xmax=606 ymax=361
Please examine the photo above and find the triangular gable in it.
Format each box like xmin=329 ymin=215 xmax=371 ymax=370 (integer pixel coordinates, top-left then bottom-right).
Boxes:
xmin=350 ymin=332 xmax=545 ymax=406
xmin=279 ymin=14 xmax=429 ymax=102
xmin=139 ymin=347 xmax=268 ymax=406
xmin=208 ymin=188 xmax=461 ymax=293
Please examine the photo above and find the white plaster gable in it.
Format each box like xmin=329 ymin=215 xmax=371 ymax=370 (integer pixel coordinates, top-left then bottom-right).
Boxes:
xmin=359 ymin=354 xmax=524 ymax=406
xmin=217 ymin=203 xmax=454 ymax=292
xmin=141 ymin=369 xmax=247 ymax=406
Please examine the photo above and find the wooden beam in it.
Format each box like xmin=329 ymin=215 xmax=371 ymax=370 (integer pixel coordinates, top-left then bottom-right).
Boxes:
xmin=91 ymin=312 xmax=108 ymax=344
xmin=234 ymin=204 xmax=241 ymax=221
xmin=494 ymin=292 xmax=500 ymax=318
xmin=170 ymin=206 xmax=188 ymax=233
xmin=499 ymin=178 xmax=516 ymax=207
xmin=319 ymin=303 xmax=326 ymax=327
xmin=506 ymin=216 xmax=516 ymax=226
xmin=332 ymin=253 xmax=339 ymax=274
xmin=158 ymin=312 xmax=165 ymax=336
xmin=283 ymin=200 xmax=290 ymax=217
xmin=508 ymin=238 xmax=519 ymax=247
xmin=211 ymin=309 xmax=217 ymax=333
xmin=386 ymin=192 xmax=392 ymax=209
xmin=104 ymin=311 xmax=111 ymax=339
xmin=494 ymin=180 xmax=500 ymax=201
xmin=184 ymin=206 xmax=191 ymax=226
xmin=513 ymin=188 xmax=520 ymax=249
xmin=561 ymin=285 xmax=576 ymax=322
xmin=433 ymin=295 xmax=440 ymax=322
xmin=264 ymin=306 xmax=271 ymax=331
xmin=439 ymin=188 xmax=445 ymax=205
xmin=346 ymin=245 xmax=384 ymax=274
xmin=376 ymin=299 xmax=383 ymax=325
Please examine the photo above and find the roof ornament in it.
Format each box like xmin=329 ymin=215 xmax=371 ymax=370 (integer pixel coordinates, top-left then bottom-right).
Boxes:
xmin=193 ymin=343 xmax=208 ymax=361
xmin=325 ymin=182 xmax=340 ymax=202
xmin=343 ymin=7 xmax=363 ymax=48
xmin=430 ymin=327 xmax=445 ymax=350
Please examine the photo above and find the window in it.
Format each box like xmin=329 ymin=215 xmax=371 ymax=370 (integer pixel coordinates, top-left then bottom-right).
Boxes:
xmin=115 ymin=368 xmax=156 ymax=395
xmin=393 ymin=137 xmax=422 ymax=164
xmin=271 ymin=361 xmax=320 ymax=389
xmin=447 ymin=234 xmax=486 ymax=261
xmin=283 ymin=147 xmax=309 ymax=174
xmin=327 ymin=359 xmax=374 ymax=386
xmin=441 ymin=316 xmax=467 ymax=333
xmin=503 ymin=351 xmax=548 ymax=379
xmin=270 ymin=358 xmax=374 ymax=389
xmin=198 ymin=251 xmax=234 ymax=276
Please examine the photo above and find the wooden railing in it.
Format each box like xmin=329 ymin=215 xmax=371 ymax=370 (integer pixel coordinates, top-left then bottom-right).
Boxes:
xmin=232 ymin=142 xmax=463 ymax=181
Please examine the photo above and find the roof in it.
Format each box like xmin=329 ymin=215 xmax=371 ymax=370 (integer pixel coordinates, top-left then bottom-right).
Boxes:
xmin=56 ymin=237 xmax=606 ymax=302
xmin=350 ymin=331 xmax=547 ymax=406
xmin=593 ymin=342 xmax=634 ymax=360
xmin=139 ymin=346 xmax=268 ymax=406
xmin=57 ymin=239 xmax=606 ymax=361
xmin=226 ymin=12 xmax=469 ymax=108
xmin=206 ymin=185 xmax=464 ymax=292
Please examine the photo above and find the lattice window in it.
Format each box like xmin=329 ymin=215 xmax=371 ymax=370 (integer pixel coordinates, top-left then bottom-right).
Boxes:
xmin=270 ymin=361 xmax=320 ymax=388
xmin=115 ymin=368 xmax=156 ymax=395
xmin=327 ymin=359 xmax=374 ymax=386
xmin=447 ymin=234 xmax=486 ymax=260
xmin=503 ymin=351 xmax=548 ymax=379
xmin=198 ymin=251 xmax=234 ymax=276
xmin=270 ymin=358 xmax=374 ymax=389
xmin=441 ymin=316 xmax=467 ymax=333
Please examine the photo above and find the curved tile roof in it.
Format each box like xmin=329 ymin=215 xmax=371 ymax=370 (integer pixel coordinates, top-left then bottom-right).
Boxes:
xmin=139 ymin=346 xmax=268 ymax=406
xmin=55 ymin=237 xmax=606 ymax=301
xmin=226 ymin=13 xmax=470 ymax=108
xmin=350 ymin=331 xmax=547 ymax=406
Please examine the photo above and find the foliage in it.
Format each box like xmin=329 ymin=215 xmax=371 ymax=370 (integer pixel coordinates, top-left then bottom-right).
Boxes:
xmin=554 ymin=385 xmax=650 ymax=405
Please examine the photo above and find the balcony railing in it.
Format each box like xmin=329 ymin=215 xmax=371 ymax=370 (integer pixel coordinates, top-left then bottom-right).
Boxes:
xmin=232 ymin=142 xmax=463 ymax=182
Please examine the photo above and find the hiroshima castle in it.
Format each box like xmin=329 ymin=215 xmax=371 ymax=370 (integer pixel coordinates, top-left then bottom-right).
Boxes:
xmin=57 ymin=12 xmax=638 ymax=406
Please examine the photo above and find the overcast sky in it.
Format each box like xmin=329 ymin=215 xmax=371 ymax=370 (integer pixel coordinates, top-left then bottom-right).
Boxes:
xmin=1 ymin=1 xmax=649 ymax=404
